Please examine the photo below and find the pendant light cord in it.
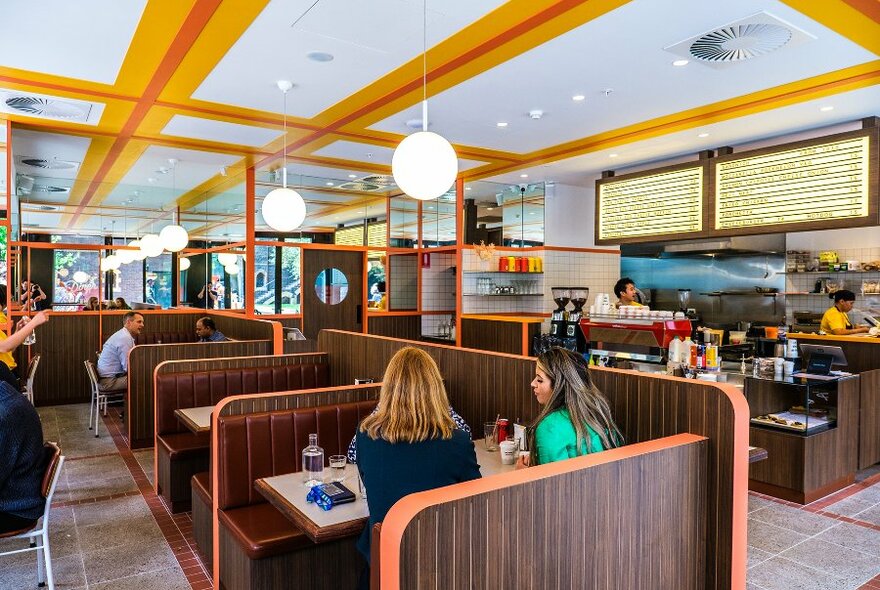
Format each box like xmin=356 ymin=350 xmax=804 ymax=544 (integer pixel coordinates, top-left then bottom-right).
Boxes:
xmin=282 ymin=88 xmax=288 ymax=188
xmin=422 ymin=0 xmax=428 ymax=131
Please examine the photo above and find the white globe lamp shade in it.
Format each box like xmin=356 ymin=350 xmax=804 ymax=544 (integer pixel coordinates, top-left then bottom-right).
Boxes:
xmin=129 ymin=240 xmax=147 ymax=261
xmin=224 ymin=264 xmax=240 ymax=276
xmin=159 ymin=224 xmax=189 ymax=252
xmin=104 ymin=254 xmax=121 ymax=271
xmin=262 ymin=187 xmax=306 ymax=232
xmin=73 ymin=271 xmax=90 ymax=284
xmin=392 ymin=131 xmax=458 ymax=201
xmin=217 ymin=253 xmax=238 ymax=266
xmin=100 ymin=258 xmax=108 ymax=272
xmin=140 ymin=233 xmax=164 ymax=258
xmin=117 ymin=248 xmax=135 ymax=265
xmin=179 ymin=257 xmax=191 ymax=271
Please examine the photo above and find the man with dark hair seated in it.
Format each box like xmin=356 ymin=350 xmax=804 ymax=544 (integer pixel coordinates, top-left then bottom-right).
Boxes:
xmin=0 ymin=380 xmax=45 ymax=534
xmin=97 ymin=312 xmax=144 ymax=391
xmin=195 ymin=317 xmax=226 ymax=342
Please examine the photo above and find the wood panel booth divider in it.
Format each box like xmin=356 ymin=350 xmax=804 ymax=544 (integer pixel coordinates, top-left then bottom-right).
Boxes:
xmin=124 ymin=311 xmax=284 ymax=448
xmin=315 ymin=331 xmax=748 ymax=590
xmin=381 ymin=433 xmax=709 ymax=590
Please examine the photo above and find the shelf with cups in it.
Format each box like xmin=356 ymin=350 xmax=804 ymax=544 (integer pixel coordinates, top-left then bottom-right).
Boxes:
xmin=462 ymin=293 xmax=544 ymax=297
xmin=784 ymin=270 xmax=880 ymax=274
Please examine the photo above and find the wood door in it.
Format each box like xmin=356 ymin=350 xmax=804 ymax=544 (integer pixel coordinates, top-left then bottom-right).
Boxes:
xmin=302 ymin=250 xmax=364 ymax=339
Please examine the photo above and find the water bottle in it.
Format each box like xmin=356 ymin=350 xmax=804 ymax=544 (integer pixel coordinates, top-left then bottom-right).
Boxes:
xmin=302 ymin=433 xmax=324 ymax=487
xmin=23 ymin=301 xmax=37 ymax=346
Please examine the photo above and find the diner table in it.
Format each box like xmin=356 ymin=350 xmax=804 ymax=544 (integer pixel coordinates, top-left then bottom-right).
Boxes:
xmin=255 ymin=444 xmax=514 ymax=544
xmin=174 ymin=405 xmax=213 ymax=433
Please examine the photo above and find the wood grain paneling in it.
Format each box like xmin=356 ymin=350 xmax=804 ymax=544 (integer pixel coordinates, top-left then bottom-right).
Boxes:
xmin=156 ymin=353 xmax=329 ymax=378
xmin=15 ymin=314 xmax=100 ymax=405
xmin=395 ymin=436 xmax=708 ymax=590
xmin=282 ymin=339 xmax=320 ymax=354
xmin=317 ymin=330 xmax=747 ymax=590
xmin=218 ymin=385 xmax=380 ymax=417
xmin=127 ymin=340 xmax=272 ymax=448
xmin=461 ymin=318 xmax=523 ymax=355
xmin=101 ymin=310 xmax=278 ymax=344
xmin=302 ymin=249 xmax=364 ymax=339
xmin=367 ymin=315 xmax=421 ymax=340
xmin=858 ymin=369 xmax=880 ymax=469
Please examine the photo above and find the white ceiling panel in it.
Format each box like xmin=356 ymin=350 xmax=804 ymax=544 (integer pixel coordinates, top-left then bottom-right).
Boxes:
xmin=370 ymin=0 xmax=876 ymax=153
xmin=484 ymin=85 xmax=880 ymax=187
xmin=312 ymin=139 xmax=486 ymax=171
xmin=0 ymin=0 xmax=147 ymax=84
xmin=11 ymin=129 xmax=92 ymax=180
xmin=162 ymin=114 xmax=284 ymax=147
xmin=192 ymin=0 xmax=505 ymax=118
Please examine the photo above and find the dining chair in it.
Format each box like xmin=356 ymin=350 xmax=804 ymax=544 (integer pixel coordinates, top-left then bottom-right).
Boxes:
xmin=0 ymin=442 xmax=65 ymax=590
xmin=20 ymin=354 xmax=41 ymax=404
xmin=84 ymin=360 xmax=124 ymax=438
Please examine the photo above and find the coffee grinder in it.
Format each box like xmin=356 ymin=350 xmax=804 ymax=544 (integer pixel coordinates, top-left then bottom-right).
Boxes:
xmin=550 ymin=287 xmax=570 ymax=338
xmin=566 ymin=288 xmax=589 ymax=352
xmin=677 ymin=289 xmax=691 ymax=314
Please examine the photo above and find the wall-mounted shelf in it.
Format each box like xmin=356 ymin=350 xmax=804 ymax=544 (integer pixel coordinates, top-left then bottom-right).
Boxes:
xmin=785 ymin=270 xmax=880 ymax=274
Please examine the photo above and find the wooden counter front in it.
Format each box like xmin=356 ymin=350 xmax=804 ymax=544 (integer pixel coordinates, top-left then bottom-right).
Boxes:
xmin=460 ymin=315 xmax=545 ymax=356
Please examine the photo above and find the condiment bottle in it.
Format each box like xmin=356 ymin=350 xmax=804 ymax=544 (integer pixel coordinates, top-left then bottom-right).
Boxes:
xmin=528 ymin=257 xmax=536 ymax=272
xmin=499 ymin=257 xmax=509 ymax=272
xmin=496 ymin=418 xmax=509 ymax=444
xmin=535 ymin=258 xmax=543 ymax=272
xmin=507 ymin=256 xmax=516 ymax=272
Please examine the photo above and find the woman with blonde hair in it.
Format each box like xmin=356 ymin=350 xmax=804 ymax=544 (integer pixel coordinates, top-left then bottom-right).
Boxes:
xmin=517 ymin=348 xmax=623 ymax=468
xmin=356 ymin=347 xmax=480 ymax=568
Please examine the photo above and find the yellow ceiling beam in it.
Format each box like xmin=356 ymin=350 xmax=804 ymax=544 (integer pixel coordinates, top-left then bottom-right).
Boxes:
xmin=781 ymin=0 xmax=880 ymax=55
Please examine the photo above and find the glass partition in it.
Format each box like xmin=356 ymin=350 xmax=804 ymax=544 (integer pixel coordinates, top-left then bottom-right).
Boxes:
xmin=389 ymin=195 xmax=418 ymax=247
xmin=421 ymin=190 xmax=456 ymax=247
xmin=463 ymin=181 xmax=544 ymax=247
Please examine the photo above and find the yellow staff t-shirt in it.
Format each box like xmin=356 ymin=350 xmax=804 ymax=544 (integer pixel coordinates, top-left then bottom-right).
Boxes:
xmin=820 ymin=306 xmax=851 ymax=334
xmin=0 ymin=312 xmax=17 ymax=369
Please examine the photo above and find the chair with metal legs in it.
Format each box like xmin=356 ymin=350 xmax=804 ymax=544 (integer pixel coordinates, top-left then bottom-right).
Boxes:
xmin=0 ymin=442 xmax=64 ymax=590
xmin=84 ymin=360 xmax=124 ymax=438
xmin=20 ymin=354 xmax=41 ymax=405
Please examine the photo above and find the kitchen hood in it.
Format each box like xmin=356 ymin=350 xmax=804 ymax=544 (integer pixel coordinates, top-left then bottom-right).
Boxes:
xmin=621 ymin=233 xmax=786 ymax=258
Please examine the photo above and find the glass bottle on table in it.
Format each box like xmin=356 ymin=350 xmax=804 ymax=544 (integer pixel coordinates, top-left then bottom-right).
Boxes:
xmin=302 ymin=433 xmax=324 ymax=487
xmin=23 ymin=300 xmax=37 ymax=345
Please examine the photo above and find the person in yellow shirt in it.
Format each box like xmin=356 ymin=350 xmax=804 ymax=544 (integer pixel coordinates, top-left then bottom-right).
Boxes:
xmin=820 ymin=290 xmax=869 ymax=335
xmin=0 ymin=285 xmax=50 ymax=388
xmin=614 ymin=277 xmax=644 ymax=308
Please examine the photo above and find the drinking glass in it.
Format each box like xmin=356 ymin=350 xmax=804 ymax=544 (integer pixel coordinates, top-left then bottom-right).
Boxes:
xmin=358 ymin=474 xmax=367 ymax=499
xmin=329 ymin=455 xmax=346 ymax=482
xmin=483 ymin=422 xmax=498 ymax=451
xmin=21 ymin=317 xmax=36 ymax=345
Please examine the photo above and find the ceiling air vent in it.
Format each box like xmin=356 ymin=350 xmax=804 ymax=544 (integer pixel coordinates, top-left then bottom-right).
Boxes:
xmin=5 ymin=96 xmax=91 ymax=120
xmin=664 ymin=11 xmax=815 ymax=69
xmin=19 ymin=157 xmax=79 ymax=170
xmin=360 ymin=175 xmax=396 ymax=187
xmin=33 ymin=185 xmax=70 ymax=194
xmin=338 ymin=181 xmax=382 ymax=192
xmin=37 ymin=205 xmax=59 ymax=211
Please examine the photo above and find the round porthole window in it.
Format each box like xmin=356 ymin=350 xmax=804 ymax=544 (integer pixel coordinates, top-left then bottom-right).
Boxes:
xmin=314 ymin=268 xmax=349 ymax=305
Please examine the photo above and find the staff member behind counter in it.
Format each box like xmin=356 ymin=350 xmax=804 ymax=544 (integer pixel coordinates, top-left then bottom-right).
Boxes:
xmin=821 ymin=290 xmax=870 ymax=336
xmin=614 ymin=277 xmax=645 ymax=308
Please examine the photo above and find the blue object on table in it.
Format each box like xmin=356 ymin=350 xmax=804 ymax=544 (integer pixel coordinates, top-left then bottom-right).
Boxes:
xmin=306 ymin=482 xmax=356 ymax=510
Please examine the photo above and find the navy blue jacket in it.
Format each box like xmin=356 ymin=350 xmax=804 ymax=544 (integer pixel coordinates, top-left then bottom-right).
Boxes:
xmin=355 ymin=428 xmax=481 ymax=563
xmin=0 ymin=381 xmax=45 ymax=519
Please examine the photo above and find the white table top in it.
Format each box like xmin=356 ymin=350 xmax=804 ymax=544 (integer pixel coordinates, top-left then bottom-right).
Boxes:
xmin=174 ymin=405 xmax=213 ymax=433
xmin=256 ymin=441 xmax=516 ymax=542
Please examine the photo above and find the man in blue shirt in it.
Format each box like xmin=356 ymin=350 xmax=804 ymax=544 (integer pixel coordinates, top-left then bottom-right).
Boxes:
xmin=96 ymin=312 xmax=144 ymax=391
xmin=195 ymin=317 xmax=226 ymax=342
xmin=0 ymin=380 xmax=45 ymax=533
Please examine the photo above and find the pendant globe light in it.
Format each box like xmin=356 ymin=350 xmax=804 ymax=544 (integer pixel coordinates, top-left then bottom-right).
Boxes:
xmin=140 ymin=233 xmax=164 ymax=258
xmin=262 ymin=80 xmax=307 ymax=232
xmin=224 ymin=264 xmax=240 ymax=276
xmin=159 ymin=159 xmax=190 ymax=252
xmin=129 ymin=239 xmax=147 ymax=261
xmin=218 ymin=252 xmax=238 ymax=267
xmin=391 ymin=0 xmax=458 ymax=201
xmin=103 ymin=254 xmax=121 ymax=271
xmin=179 ymin=257 xmax=191 ymax=271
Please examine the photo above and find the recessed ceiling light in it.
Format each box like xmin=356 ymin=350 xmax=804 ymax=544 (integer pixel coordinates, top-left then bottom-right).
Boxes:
xmin=306 ymin=51 xmax=334 ymax=62
xmin=348 ymin=174 xmax=357 ymax=178
xmin=609 ymin=153 xmax=618 ymax=158
xmin=496 ymin=122 xmax=508 ymax=128
xmin=465 ymin=187 xmax=472 ymax=191
xmin=820 ymin=106 xmax=834 ymax=112
xmin=672 ymin=59 xmax=689 ymax=66
xmin=520 ymin=174 xmax=529 ymax=178
xmin=572 ymin=95 xmax=585 ymax=102
xmin=147 ymin=177 xmax=157 ymax=183
xmin=698 ymin=132 xmax=710 ymax=138
xmin=326 ymin=182 xmax=334 ymax=186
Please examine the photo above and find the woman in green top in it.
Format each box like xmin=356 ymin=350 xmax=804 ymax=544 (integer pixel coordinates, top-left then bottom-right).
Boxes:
xmin=516 ymin=348 xmax=623 ymax=468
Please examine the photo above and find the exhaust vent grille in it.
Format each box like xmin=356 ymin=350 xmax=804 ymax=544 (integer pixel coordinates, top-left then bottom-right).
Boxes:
xmin=664 ymin=11 xmax=815 ymax=69
xmin=337 ymin=181 xmax=382 ymax=192
xmin=19 ymin=157 xmax=79 ymax=170
xmin=0 ymin=88 xmax=103 ymax=124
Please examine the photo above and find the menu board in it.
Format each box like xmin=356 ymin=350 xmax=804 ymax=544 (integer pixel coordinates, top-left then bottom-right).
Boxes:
xmin=597 ymin=166 xmax=704 ymax=241
xmin=715 ymin=136 xmax=870 ymax=230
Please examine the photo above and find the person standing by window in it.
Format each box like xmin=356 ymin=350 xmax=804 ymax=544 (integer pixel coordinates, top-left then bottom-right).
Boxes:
xmin=197 ymin=283 xmax=218 ymax=309
xmin=19 ymin=280 xmax=48 ymax=311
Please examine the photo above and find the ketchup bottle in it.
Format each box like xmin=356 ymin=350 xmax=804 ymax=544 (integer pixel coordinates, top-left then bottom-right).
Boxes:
xmin=496 ymin=419 xmax=509 ymax=444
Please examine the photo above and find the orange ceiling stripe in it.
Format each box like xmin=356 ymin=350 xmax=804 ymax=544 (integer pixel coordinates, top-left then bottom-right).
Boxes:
xmin=67 ymin=0 xmax=223 ymax=228
xmin=469 ymin=61 xmax=880 ymax=179
xmin=781 ymin=0 xmax=880 ymax=54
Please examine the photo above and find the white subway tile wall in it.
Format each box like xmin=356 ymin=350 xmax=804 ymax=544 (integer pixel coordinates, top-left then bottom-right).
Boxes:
xmin=389 ymin=254 xmax=417 ymax=310
xmin=542 ymin=249 xmax=622 ymax=332
xmin=421 ymin=252 xmax=456 ymax=312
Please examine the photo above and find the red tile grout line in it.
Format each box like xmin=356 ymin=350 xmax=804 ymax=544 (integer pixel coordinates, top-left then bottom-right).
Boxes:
xmin=64 ymin=451 xmax=123 ymax=462
xmin=100 ymin=411 xmax=214 ymax=589
xmin=748 ymin=485 xmax=880 ymax=531
xmin=52 ymin=489 xmax=141 ymax=508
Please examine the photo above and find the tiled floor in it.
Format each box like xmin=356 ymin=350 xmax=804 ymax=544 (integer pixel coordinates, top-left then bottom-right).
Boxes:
xmin=0 ymin=404 xmax=211 ymax=590
xmin=2 ymin=402 xmax=879 ymax=589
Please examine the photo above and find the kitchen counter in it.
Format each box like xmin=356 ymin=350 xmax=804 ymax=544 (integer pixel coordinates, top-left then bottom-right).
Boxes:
xmin=460 ymin=315 xmax=546 ymax=356
xmin=459 ymin=313 xmax=547 ymax=324
xmin=788 ymin=332 xmax=880 ymax=344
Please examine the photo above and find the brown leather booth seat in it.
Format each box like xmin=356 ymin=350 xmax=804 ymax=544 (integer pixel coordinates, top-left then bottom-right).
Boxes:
xmin=155 ymin=363 xmax=329 ymax=513
xmin=135 ymin=331 xmax=198 ymax=345
xmin=216 ymin=401 xmax=376 ymax=589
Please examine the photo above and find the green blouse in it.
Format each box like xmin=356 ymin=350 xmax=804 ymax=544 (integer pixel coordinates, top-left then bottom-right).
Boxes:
xmin=534 ymin=408 xmax=605 ymax=465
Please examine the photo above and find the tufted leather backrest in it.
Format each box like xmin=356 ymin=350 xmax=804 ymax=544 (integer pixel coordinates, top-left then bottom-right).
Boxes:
xmin=216 ymin=400 xmax=377 ymax=510
xmin=136 ymin=331 xmax=199 ymax=345
xmin=156 ymin=364 xmax=330 ymax=435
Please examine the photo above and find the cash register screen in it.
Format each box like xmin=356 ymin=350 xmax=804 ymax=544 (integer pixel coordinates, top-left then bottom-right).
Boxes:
xmin=799 ymin=344 xmax=848 ymax=376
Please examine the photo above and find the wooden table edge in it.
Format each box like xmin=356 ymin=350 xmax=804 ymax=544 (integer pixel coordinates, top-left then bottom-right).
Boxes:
xmin=174 ymin=408 xmax=210 ymax=433
xmin=748 ymin=446 xmax=768 ymax=463
xmin=254 ymin=478 xmax=368 ymax=544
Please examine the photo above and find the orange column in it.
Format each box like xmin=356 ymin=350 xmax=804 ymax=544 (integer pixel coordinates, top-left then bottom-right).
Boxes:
xmin=245 ymin=167 xmax=256 ymax=317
